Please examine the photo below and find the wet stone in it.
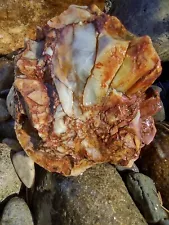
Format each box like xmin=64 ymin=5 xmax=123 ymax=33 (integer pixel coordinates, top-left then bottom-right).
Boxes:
xmin=126 ymin=172 xmax=167 ymax=223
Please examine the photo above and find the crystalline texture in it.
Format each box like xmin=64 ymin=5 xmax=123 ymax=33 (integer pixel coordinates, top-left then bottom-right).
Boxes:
xmin=14 ymin=5 xmax=162 ymax=176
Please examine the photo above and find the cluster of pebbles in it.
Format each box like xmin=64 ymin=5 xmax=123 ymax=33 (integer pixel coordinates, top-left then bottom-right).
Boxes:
xmin=0 ymin=0 xmax=169 ymax=225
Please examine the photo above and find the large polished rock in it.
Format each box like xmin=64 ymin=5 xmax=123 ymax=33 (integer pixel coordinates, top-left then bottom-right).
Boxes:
xmin=0 ymin=0 xmax=104 ymax=55
xmin=31 ymin=164 xmax=147 ymax=225
xmin=105 ymin=0 xmax=169 ymax=61
xmin=137 ymin=122 xmax=169 ymax=209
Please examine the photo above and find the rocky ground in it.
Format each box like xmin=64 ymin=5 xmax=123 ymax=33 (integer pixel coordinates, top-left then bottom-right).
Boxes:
xmin=0 ymin=0 xmax=169 ymax=225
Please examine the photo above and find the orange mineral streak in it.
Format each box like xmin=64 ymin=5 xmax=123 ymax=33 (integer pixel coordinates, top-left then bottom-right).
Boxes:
xmin=101 ymin=46 xmax=128 ymax=88
xmin=14 ymin=78 xmax=51 ymax=141
xmin=111 ymin=36 xmax=162 ymax=95
xmin=17 ymin=59 xmax=38 ymax=78
xmin=104 ymin=16 xmax=134 ymax=40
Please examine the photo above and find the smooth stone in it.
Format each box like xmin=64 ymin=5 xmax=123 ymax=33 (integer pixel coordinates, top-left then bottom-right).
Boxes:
xmin=137 ymin=122 xmax=169 ymax=209
xmin=126 ymin=172 xmax=167 ymax=223
xmin=0 ymin=120 xmax=16 ymax=139
xmin=6 ymin=86 xmax=15 ymax=119
xmin=1 ymin=197 xmax=34 ymax=225
xmin=32 ymin=164 xmax=147 ymax=225
xmin=116 ymin=163 xmax=139 ymax=172
xmin=0 ymin=58 xmax=14 ymax=92
xmin=12 ymin=151 xmax=35 ymax=188
xmin=0 ymin=98 xmax=10 ymax=122
xmin=105 ymin=0 xmax=169 ymax=61
xmin=0 ymin=0 xmax=104 ymax=55
xmin=2 ymin=138 xmax=22 ymax=151
xmin=0 ymin=144 xmax=21 ymax=202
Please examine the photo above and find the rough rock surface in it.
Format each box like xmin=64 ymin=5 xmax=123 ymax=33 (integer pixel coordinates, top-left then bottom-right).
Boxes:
xmin=105 ymin=0 xmax=169 ymax=61
xmin=1 ymin=197 xmax=34 ymax=225
xmin=0 ymin=143 xmax=21 ymax=202
xmin=32 ymin=164 xmax=147 ymax=225
xmin=0 ymin=0 xmax=104 ymax=54
xmin=126 ymin=172 xmax=167 ymax=223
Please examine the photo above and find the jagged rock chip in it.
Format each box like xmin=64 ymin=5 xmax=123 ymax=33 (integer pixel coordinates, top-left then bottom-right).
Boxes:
xmin=13 ymin=5 xmax=162 ymax=176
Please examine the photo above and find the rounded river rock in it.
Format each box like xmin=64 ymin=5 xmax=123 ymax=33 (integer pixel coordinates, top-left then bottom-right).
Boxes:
xmin=32 ymin=164 xmax=147 ymax=225
xmin=1 ymin=197 xmax=34 ymax=225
